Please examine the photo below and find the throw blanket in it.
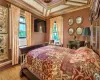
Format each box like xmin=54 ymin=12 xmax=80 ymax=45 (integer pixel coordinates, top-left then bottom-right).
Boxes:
xmin=21 ymin=45 xmax=100 ymax=80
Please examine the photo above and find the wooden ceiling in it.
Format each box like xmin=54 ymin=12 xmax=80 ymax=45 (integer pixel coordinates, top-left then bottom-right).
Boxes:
xmin=6 ymin=0 xmax=91 ymax=19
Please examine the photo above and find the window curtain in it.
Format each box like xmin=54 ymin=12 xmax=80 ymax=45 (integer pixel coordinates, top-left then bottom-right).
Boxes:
xmin=10 ymin=5 xmax=20 ymax=65
xmin=90 ymin=0 xmax=100 ymax=55
xmin=50 ymin=16 xmax=63 ymax=44
xmin=90 ymin=0 xmax=100 ymax=24
xmin=90 ymin=25 xmax=93 ymax=46
xmin=25 ymin=11 xmax=32 ymax=46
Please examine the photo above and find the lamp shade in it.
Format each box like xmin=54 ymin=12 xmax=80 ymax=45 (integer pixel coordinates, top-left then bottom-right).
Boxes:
xmin=82 ymin=27 xmax=91 ymax=36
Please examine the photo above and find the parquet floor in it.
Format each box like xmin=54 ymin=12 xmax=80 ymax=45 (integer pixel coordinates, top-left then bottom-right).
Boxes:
xmin=0 ymin=65 xmax=28 ymax=80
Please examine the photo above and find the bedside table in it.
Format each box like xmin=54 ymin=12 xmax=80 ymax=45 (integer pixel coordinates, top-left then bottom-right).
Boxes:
xmin=67 ymin=40 xmax=85 ymax=49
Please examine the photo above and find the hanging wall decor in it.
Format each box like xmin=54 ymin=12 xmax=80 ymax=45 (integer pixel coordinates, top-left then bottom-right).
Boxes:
xmin=68 ymin=18 xmax=74 ymax=26
xmin=68 ymin=27 xmax=74 ymax=35
xmin=0 ymin=5 xmax=8 ymax=33
xmin=0 ymin=34 xmax=8 ymax=61
xmin=76 ymin=16 xmax=83 ymax=24
xmin=0 ymin=5 xmax=8 ymax=61
xmin=76 ymin=27 xmax=83 ymax=35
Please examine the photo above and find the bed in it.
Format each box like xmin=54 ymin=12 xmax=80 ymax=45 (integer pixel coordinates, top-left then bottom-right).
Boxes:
xmin=20 ymin=43 xmax=100 ymax=80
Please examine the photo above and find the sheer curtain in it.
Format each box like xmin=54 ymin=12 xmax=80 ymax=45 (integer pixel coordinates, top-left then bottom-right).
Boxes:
xmin=25 ymin=11 xmax=32 ymax=46
xmin=50 ymin=16 xmax=63 ymax=44
xmin=10 ymin=5 xmax=20 ymax=65
xmin=90 ymin=0 xmax=100 ymax=55
xmin=90 ymin=25 xmax=93 ymax=46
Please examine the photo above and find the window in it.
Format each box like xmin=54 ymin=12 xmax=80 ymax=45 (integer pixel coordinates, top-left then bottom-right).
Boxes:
xmin=19 ymin=16 xmax=26 ymax=38
xmin=52 ymin=22 xmax=59 ymax=41
xmin=19 ymin=16 xmax=27 ymax=47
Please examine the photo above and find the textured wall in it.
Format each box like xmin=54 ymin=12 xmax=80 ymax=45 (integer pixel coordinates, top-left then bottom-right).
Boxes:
xmin=0 ymin=0 xmax=8 ymax=7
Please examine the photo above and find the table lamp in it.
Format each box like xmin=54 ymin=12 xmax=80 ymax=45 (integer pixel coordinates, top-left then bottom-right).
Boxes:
xmin=82 ymin=27 xmax=91 ymax=47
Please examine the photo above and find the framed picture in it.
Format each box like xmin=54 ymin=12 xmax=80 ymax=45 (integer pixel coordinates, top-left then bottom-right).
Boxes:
xmin=0 ymin=34 xmax=8 ymax=61
xmin=76 ymin=27 xmax=83 ymax=35
xmin=68 ymin=28 xmax=74 ymax=35
xmin=0 ymin=5 xmax=8 ymax=33
xmin=68 ymin=18 xmax=74 ymax=26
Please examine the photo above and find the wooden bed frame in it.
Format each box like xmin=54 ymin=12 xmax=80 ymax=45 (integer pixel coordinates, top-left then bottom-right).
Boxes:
xmin=19 ymin=43 xmax=48 ymax=80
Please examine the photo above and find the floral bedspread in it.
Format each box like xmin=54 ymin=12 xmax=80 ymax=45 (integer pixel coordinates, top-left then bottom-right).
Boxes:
xmin=21 ymin=45 xmax=100 ymax=80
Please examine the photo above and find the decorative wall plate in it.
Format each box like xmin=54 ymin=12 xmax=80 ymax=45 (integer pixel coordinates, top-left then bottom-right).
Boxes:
xmin=68 ymin=18 xmax=74 ymax=26
xmin=76 ymin=27 xmax=83 ymax=35
xmin=68 ymin=28 xmax=74 ymax=35
xmin=76 ymin=16 xmax=83 ymax=24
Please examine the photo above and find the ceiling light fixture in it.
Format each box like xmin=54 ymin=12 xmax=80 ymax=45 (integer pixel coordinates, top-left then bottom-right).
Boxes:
xmin=44 ymin=0 xmax=52 ymax=3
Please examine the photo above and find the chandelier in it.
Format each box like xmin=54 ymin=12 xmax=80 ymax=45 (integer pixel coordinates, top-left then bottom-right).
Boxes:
xmin=44 ymin=0 xmax=52 ymax=3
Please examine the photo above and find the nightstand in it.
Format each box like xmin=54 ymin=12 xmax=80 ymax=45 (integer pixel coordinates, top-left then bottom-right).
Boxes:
xmin=67 ymin=40 xmax=85 ymax=49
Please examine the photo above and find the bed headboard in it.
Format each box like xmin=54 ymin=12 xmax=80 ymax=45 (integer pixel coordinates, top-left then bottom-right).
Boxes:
xmin=19 ymin=43 xmax=48 ymax=54
xmin=19 ymin=43 xmax=48 ymax=64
